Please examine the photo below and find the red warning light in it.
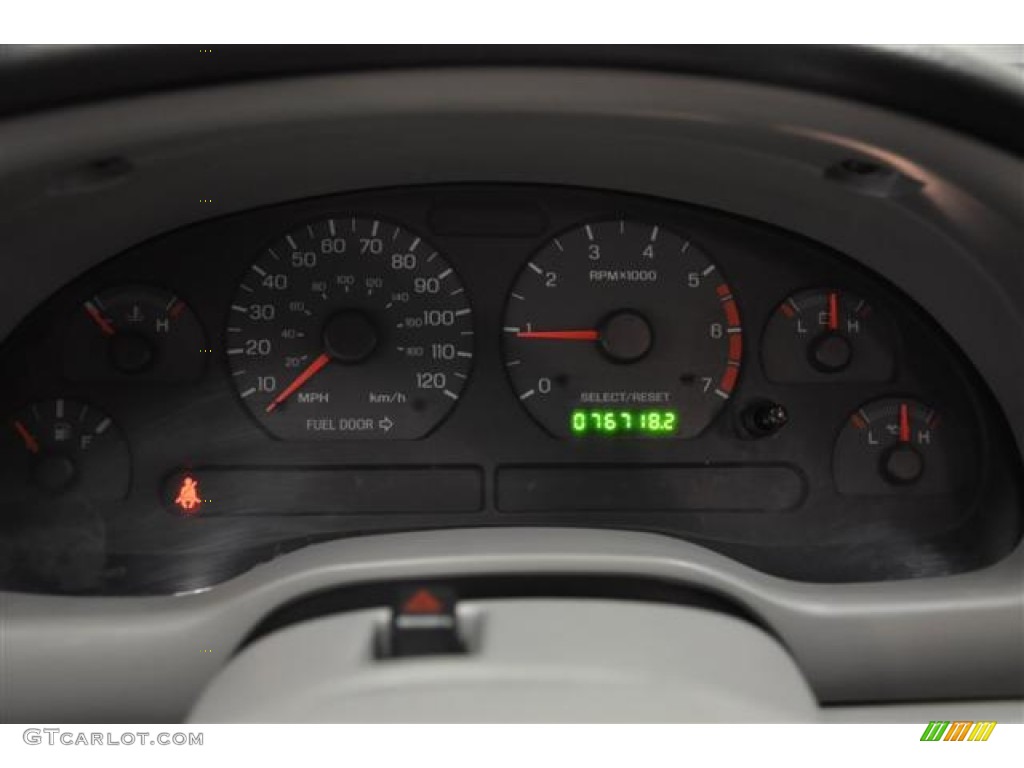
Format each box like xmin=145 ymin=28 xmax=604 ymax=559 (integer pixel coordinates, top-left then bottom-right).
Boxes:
xmin=175 ymin=475 xmax=202 ymax=514
xmin=401 ymin=588 xmax=444 ymax=615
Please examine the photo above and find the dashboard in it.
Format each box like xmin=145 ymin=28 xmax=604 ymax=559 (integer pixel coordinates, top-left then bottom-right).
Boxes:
xmin=2 ymin=183 xmax=1019 ymax=595
xmin=1 ymin=46 xmax=1023 ymax=723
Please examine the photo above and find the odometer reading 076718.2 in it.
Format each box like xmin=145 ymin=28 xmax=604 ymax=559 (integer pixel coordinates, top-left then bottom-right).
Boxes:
xmin=503 ymin=219 xmax=742 ymax=439
xmin=227 ymin=217 xmax=474 ymax=440
xmin=570 ymin=409 xmax=679 ymax=436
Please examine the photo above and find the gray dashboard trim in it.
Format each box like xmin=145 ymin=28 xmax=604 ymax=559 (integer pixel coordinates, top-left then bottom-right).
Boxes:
xmin=0 ymin=69 xmax=1021 ymax=722
xmin=188 ymin=599 xmax=819 ymax=723
xmin=2 ymin=527 xmax=1023 ymax=723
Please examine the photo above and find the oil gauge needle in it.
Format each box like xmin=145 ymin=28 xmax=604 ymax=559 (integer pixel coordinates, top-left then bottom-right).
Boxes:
xmin=516 ymin=329 xmax=600 ymax=341
xmin=828 ymin=291 xmax=840 ymax=331
xmin=265 ymin=352 xmax=331 ymax=413
xmin=13 ymin=420 xmax=40 ymax=454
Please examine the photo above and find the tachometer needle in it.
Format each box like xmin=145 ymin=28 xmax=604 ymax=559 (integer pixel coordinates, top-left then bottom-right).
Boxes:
xmin=13 ymin=420 xmax=40 ymax=454
xmin=516 ymin=329 xmax=600 ymax=341
xmin=265 ymin=352 xmax=331 ymax=413
xmin=84 ymin=300 xmax=116 ymax=336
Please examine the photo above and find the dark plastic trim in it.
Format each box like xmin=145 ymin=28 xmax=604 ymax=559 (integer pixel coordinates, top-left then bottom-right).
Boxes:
xmin=238 ymin=573 xmax=770 ymax=652
xmin=0 ymin=45 xmax=1021 ymax=155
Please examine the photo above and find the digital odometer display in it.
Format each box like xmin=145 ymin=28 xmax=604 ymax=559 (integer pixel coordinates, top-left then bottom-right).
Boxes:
xmin=503 ymin=219 xmax=742 ymax=439
xmin=570 ymin=409 xmax=679 ymax=436
xmin=227 ymin=217 xmax=474 ymax=440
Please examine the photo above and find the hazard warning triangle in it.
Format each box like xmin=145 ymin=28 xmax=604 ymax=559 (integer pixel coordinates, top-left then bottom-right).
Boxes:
xmin=401 ymin=588 xmax=445 ymax=615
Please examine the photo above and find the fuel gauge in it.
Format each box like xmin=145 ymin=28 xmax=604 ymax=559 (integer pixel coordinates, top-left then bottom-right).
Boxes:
xmin=64 ymin=285 xmax=207 ymax=381
xmin=0 ymin=398 xmax=131 ymax=504
xmin=833 ymin=397 xmax=961 ymax=495
xmin=762 ymin=289 xmax=894 ymax=382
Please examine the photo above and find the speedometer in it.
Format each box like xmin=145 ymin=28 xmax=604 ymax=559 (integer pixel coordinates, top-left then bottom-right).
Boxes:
xmin=502 ymin=219 xmax=742 ymax=438
xmin=227 ymin=217 xmax=474 ymax=440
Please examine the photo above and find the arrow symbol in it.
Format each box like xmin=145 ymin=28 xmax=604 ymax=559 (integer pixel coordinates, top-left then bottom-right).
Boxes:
xmin=379 ymin=417 xmax=394 ymax=432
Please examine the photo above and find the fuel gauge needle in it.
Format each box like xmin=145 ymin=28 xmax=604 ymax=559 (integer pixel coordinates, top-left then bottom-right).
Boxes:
xmin=13 ymin=420 xmax=40 ymax=454
xmin=265 ymin=352 xmax=331 ymax=413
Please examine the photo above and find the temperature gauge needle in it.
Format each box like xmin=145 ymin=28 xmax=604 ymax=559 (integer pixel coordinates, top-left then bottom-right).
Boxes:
xmin=13 ymin=420 xmax=40 ymax=454
xmin=828 ymin=292 xmax=840 ymax=331
xmin=516 ymin=329 xmax=600 ymax=341
xmin=84 ymin=300 xmax=116 ymax=336
xmin=265 ymin=352 xmax=331 ymax=413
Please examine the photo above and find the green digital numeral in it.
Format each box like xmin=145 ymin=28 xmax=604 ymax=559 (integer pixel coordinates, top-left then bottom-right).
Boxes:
xmin=570 ymin=409 xmax=679 ymax=436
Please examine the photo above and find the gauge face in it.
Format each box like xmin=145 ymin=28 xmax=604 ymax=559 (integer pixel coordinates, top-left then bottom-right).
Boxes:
xmin=762 ymin=288 xmax=894 ymax=382
xmin=227 ymin=217 xmax=474 ymax=440
xmin=833 ymin=397 xmax=960 ymax=495
xmin=503 ymin=220 xmax=741 ymax=439
xmin=64 ymin=285 xmax=207 ymax=381
xmin=0 ymin=399 xmax=131 ymax=507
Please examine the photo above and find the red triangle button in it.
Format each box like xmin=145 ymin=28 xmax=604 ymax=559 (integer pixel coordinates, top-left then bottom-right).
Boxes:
xmin=401 ymin=588 xmax=445 ymax=615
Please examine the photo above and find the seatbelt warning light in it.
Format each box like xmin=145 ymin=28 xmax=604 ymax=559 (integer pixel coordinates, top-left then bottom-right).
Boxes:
xmin=175 ymin=475 xmax=202 ymax=514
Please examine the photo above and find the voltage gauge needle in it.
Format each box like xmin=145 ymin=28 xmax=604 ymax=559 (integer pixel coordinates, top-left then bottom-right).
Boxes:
xmin=515 ymin=329 xmax=600 ymax=341
xmin=265 ymin=352 xmax=331 ymax=414
xmin=13 ymin=420 xmax=40 ymax=454
xmin=899 ymin=402 xmax=911 ymax=443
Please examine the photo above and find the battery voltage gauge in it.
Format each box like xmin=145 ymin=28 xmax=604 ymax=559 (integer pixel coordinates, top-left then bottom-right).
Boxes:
xmin=833 ymin=397 xmax=963 ymax=495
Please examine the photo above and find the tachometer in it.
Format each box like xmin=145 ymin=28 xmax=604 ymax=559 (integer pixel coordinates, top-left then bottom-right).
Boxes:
xmin=502 ymin=219 xmax=741 ymax=438
xmin=227 ymin=217 xmax=474 ymax=440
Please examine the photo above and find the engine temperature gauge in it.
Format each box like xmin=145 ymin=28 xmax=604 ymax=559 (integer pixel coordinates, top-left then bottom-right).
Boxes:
xmin=833 ymin=397 xmax=960 ymax=495
xmin=64 ymin=285 xmax=207 ymax=381
xmin=762 ymin=289 xmax=894 ymax=382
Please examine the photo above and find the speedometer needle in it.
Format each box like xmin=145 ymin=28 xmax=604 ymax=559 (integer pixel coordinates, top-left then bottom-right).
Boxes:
xmin=265 ymin=352 xmax=331 ymax=413
xmin=515 ymin=330 xmax=600 ymax=341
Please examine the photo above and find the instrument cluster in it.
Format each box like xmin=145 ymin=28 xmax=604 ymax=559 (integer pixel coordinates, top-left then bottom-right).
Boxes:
xmin=0 ymin=185 xmax=1019 ymax=594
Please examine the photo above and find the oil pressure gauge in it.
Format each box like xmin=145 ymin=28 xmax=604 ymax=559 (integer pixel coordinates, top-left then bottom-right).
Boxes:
xmin=762 ymin=288 xmax=894 ymax=382
xmin=833 ymin=397 xmax=962 ymax=495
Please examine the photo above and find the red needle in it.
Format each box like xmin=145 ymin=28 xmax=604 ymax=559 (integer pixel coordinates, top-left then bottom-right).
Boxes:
xmin=828 ymin=292 xmax=839 ymax=331
xmin=84 ymin=302 xmax=116 ymax=336
xmin=516 ymin=330 xmax=600 ymax=341
xmin=265 ymin=352 xmax=331 ymax=413
xmin=899 ymin=403 xmax=911 ymax=443
xmin=13 ymin=420 xmax=40 ymax=454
